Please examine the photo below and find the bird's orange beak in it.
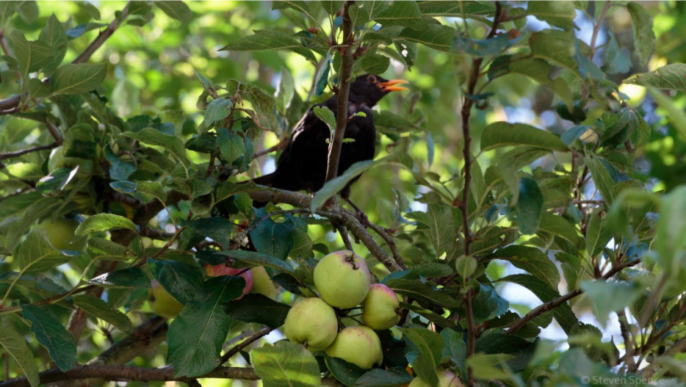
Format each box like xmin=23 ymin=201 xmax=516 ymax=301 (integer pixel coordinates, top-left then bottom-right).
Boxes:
xmin=378 ymin=79 xmax=409 ymax=92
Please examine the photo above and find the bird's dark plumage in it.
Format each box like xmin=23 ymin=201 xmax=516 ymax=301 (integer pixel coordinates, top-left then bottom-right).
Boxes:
xmin=253 ymin=74 xmax=408 ymax=207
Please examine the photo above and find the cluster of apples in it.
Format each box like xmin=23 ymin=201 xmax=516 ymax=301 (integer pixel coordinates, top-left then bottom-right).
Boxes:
xmin=284 ymin=250 xmax=401 ymax=370
xmin=150 ymin=264 xmax=278 ymax=318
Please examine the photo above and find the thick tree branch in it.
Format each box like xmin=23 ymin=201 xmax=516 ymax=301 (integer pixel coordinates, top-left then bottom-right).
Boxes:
xmin=324 ymin=1 xmax=354 ymax=185
xmin=88 ymin=317 xmax=168 ymax=366
xmin=0 ymin=365 xmax=260 ymax=387
xmin=249 ymin=188 xmax=404 ymax=272
xmin=505 ymin=259 xmax=641 ymax=334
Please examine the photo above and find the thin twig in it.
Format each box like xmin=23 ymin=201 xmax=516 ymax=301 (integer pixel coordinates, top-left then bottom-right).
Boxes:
xmin=323 ymin=1 xmax=354 ymax=186
xmin=220 ymin=327 xmax=274 ymax=364
xmin=0 ymin=142 xmax=58 ymax=161
xmin=335 ymin=222 xmax=354 ymax=251
xmin=505 ymin=259 xmax=641 ymax=334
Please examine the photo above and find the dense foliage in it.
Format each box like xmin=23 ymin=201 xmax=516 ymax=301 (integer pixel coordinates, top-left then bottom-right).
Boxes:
xmin=2 ymin=1 xmax=686 ymax=386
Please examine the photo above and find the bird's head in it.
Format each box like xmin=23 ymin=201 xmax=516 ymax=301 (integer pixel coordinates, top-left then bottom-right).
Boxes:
xmin=349 ymin=74 xmax=408 ymax=107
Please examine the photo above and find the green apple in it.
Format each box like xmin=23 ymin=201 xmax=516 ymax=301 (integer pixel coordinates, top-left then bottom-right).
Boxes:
xmin=325 ymin=326 xmax=383 ymax=369
xmin=314 ymin=250 xmax=371 ymax=309
xmin=40 ymin=218 xmax=86 ymax=251
xmin=408 ymin=370 xmax=462 ymax=387
xmin=150 ymin=280 xmax=184 ymax=318
xmin=251 ymin=266 xmax=280 ymax=299
xmin=362 ymin=283 xmax=400 ymax=330
xmin=284 ymin=297 xmax=338 ymax=351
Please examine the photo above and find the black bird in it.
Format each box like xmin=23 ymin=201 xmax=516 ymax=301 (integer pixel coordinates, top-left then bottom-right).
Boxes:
xmin=253 ymin=74 xmax=408 ymax=219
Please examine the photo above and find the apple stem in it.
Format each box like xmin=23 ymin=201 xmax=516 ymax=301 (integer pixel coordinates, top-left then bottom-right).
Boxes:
xmin=345 ymin=252 xmax=359 ymax=270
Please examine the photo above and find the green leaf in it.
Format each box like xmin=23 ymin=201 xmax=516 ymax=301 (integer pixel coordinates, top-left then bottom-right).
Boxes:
xmin=217 ymin=250 xmax=297 ymax=276
xmin=650 ymin=89 xmax=686 ymax=143
xmin=320 ymin=1 xmax=343 ymax=15
xmin=500 ymin=274 xmax=579 ymax=334
xmin=402 ymin=327 xmax=444 ymax=368
xmin=8 ymin=31 xmax=54 ymax=77
xmin=488 ymin=246 xmax=560 ymax=290
xmin=514 ymin=178 xmax=543 ymax=235
xmin=148 ymin=259 xmax=204 ymax=305
xmin=627 ymin=2 xmax=655 ymax=67
xmin=481 ymin=122 xmax=568 ymax=152
xmin=272 ymin=1 xmax=310 ymax=14
xmin=585 ymin=208 xmax=612 ymax=258
xmin=580 ymin=281 xmax=643 ymax=326
xmin=312 ymin=106 xmax=337 ymax=132
xmin=89 ymin=267 xmax=151 ymax=289
xmin=441 ymin=329 xmax=467 ymax=376
xmin=77 ymin=2 xmax=100 ymax=20
xmin=75 ymin=213 xmax=136 ymax=236
xmin=555 ymin=252 xmax=582 ymax=291
xmin=655 ymin=188 xmax=686 ymax=272
xmin=355 ymin=369 xmax=414 ymax=387
xmin=167 ymin=276 xmax=246 ymax=378
xmin=561 ymin=125 xmax=591 ymax=146
xmin=50 ymin=63 xmax=107 ymax=95
xmin=20 ymin=304 xmax=77 ymax=372
xmin=585 ymin=155 xmax=615 ymax=205
xmin=453 ymin=34 xmax=522 ymax=57
xmin=407 ymin=204 xmax=460 ymax=260
xmin=0 ymin=2 xmax=18 ymax=29
xmin=398 ymin=24 xmax=456 ymax=52
xmin=136 ymin=181 xmax=167 ymax=203
xmin=16 ymin=229 xmax=69 ymax=274
xmin=624 ymin=63 xmax=686 ymax=91
xmin=18 ymin=1 xmax=38 ymax=23
xmin=87 ymin=238 xmax=134 ymax=261
xmin=499 ymin=59 xmax=574 ymax=110
xmin=204 ymin=98 xmax=233 ymax=124
xmin=0 ymin=327 xmax=40 ymax=387
xmin=472 ymin=284 xmax=509 ymax=324
xmin=455 ymin=256 xmax=477 ymax=278
xmin=604 ymin=30 xmax=631 ymax=75
xmin=385 ymin=279 xmax=461 ymax=308
xmin=467 ymin=353 xmax=516 ymax=381
xmin=475 ymin=332 xmax=535 ymax=372
xmin=252 ymin=341 xmax=321 ymax=387
xmin=374 ymin=1 xmax=426 ymax=30
xmin=496 ymin=147 xmax=550 ymax=204
xmin=324 ymin=353 xmax=366 ymax=386
xmin=411 ymin=354 xmax=438 ymax=387
xmin=225 ymin=293 xmax=290 ymax=328
xmin=71 ymin=295 xmax=133 ymax=333
xmin=179 ymin=217 xmax=235 ymax=249
xmin=527 ymin=1 xmax=576 ymax=30
xmin=123 ymin=128 xmax=190 ymax=167
xmin=417 ymin=1 xmax=496 ymax=17
xmin=217 ymin=128 xmax=244 ymax=164
xmin=530 ymin=30 xmax=577 ymax=74
xmin=539 ymin=212 xmax=581 ymax=245
xmin=220 ymin=30 xmax=316 ymax=62
xmin=154 ymin=1 xmax=192 ymax=22
xmin=250 ymin=210 xmax=296 ymax=261
xmin=352 ymin=53 xmax=390 ymax=75
xmin=39 ymin=14 xmax=68 ymax=74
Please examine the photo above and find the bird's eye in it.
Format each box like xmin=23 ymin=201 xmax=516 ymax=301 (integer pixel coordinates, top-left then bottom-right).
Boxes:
xmin=367 ymin=75 xmax=377 ymax=83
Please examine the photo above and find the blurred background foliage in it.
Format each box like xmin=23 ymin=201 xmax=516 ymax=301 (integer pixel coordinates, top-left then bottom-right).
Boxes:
xmin=1 ymin=0 xmax=685 ymax=385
